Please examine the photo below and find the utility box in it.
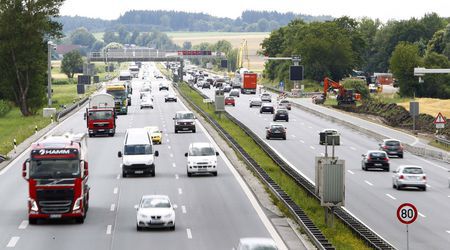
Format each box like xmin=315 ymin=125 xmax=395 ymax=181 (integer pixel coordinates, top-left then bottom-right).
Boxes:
xmin=319 ymin=130 xmax=340 ymax=145
xmin=93 ymin=75 xmax=100 ymax=83
xmin=78 ymin=75 xmax=91 ymax=85
xmin=317 ymin=159 xmax=345 ymax=207
xmin=43 ymin=108 xmax=57 ymax=117
xmin=77 ymin=84 xmax=85 ymax=94
xmin=326 ymin=135 xmax=340 ymax=145
xmin=215 ymin=89 xmax=225 ymax=112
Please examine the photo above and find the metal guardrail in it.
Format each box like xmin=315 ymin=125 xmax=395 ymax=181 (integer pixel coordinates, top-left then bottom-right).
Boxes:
xmin=178 ymin=83 xmax=396 ymax=250
xmin=56 ymin=97 xmax=88 ymax=121
xmin=175 ymin=84 xmax=335 ymax=249
xmin=436 ymin=135 xmax=450 ymax=147
xmin=263 ymin=85 xmax=322 ymax=98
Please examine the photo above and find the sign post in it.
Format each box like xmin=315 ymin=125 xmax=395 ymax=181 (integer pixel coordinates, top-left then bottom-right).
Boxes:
xmin=397 ymin=203 xmax=418 ymax=250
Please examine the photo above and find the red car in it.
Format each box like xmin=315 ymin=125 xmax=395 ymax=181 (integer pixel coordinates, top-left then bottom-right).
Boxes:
xmin=225 ymin=96 xmax=235 ymax=106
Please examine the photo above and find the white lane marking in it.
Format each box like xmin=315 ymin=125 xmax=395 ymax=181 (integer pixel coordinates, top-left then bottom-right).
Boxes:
xmin=113 ymin=187 xmax=118 ymax=194
xmin=170 ymin=153 xmax=174 ymax=158
xmin=310 ymin=146 xmax=315 ymax=150
xmin=177 ymin=89 xmax=287 ymax=250
xmin=167 ymin=139 xmax=170 ymax=143
xmin=300 ymin=140 xmax=305 ymax=143
xmin=446 ymin=231 xmax=450 ymax=234
xmin=186 ymin=228 xmax=192 ymax=239
xmin=110 ymin=204 xmax=116 ymax=212
xmin=168 ymin=145 xmax=171 ymax=149
xmin=6 ymin=237 xmax=20 ymax=248
xmin=300 ymin=122 xmax=305 ymax=125
xmin=426 ymin=184 xmax=431 ymax=188
xmin=163 ymin=124 xmax=166 ymax=128
xmin=264 ymin=118 xmax=268 ymax=121
xmin=182 ymin=205 xmax=187 ymax=214
xmin=347 ymin=170 xmax=355 ymax=175
xmin=418 ymin=212 xmax=426 ymax=218
xmin=116 ymin=174 xmax=120 ymax=179
xmin=365 ymin=180 xmax=374 ymax=186
xmin=178 ymin=188 xmax=183 ymax=195
xmin=165 ymin=133 xmax=169 ymax=137
xmin=448 ymin=195 xmax=450 ymax=198
xmin=386 ymin=194 xmax=397 ymax=200
xmin=18 ymin=220 xmax=28 ymax=230
xmin=175 ymin=174 xmax=179 ymax=180
xmin=106 ymin=225 xmax=112 ymax=235
xmin=320 ymin=153 xmax=325 ymax=156
xmin=291 ymin=135 xmax=296 ymax=138
xmin=350 ymin=146 xmax=356 ymax=151
xmin=172 ymin=163 xmax=176 ymax=168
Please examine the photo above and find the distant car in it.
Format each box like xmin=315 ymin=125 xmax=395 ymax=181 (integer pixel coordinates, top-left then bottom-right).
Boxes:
xmin=174 ymin=111 xmax=196 ymax=133
xmin=185 ymin=142 xmax=219 ymax=177
xmin=277 ymin=99 xmax=291 ymax=110
xmin=136 ymin=195 xmax=176 ymax=231
xmin=266 ymin=123 xmax=286 ymax=140
xmin=273 ymin=109 xmax=289 ymax=122
xmin=165 ymin=93 xmax=177 ymax=102
xmin=235 ymin=238 xmax=278 ymax=250
xmin=145 ymin=126 xmax=163 ymax=144
xmin=225 ymin=96 xmax=235 ymax=106
xmin=155 ymin=75 xmax=164 ymax=79
xmin=223 ymin=84 xmax=232 ymax=93
xmin=140 ymin=87 xmax=151 ymax=99
xmin=260 ymin=93 xmax=272 ymax=102
xmin=319 ymin=129 xmax=338 ymax=145
xmin=312 ymin=94 xmax=325 ymax=104
xmin=159 ymin=82 xmax=169 ymax=91
xmin=392 ymin=165 xmax=427 ymax=191
xmin=249 ymin=97 xmax=262 ymax=108
xmin=196 ymin=81 xmax=205 ymax=88
xmin=379 ymin=139 xmax=404 ymax=158
xmin=140 ymin=98 xmax=154 ymax=109
xmin=202 ymin=81 xmax=211 ymax=89
xmin=361 ymin=151 xmax=390 ymax=171
xmin=229 ymin=89 xmax=240 ymax=97
xmin=260 ymin=103 xmax=274 ymax=114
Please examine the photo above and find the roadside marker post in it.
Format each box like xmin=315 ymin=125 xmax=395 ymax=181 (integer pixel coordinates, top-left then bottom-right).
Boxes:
xmin=13 ymin=139 xmax=17 ymax=154
xmin=397 ymin=203 xmax=418 ymax=250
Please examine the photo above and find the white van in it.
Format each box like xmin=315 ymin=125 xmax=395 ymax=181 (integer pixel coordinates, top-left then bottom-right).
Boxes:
xmin=185 ymin=142 xmax=219 ymax=177
xmin=118 ymin=128 xmax=159 ymax=177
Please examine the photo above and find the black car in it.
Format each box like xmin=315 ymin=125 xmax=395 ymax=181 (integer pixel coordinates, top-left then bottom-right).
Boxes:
xmin=260 ymin=103 xmax=274 ymax=114
xmin=361 ymin=151 xmax=390 ymax=171
xmin=202 ymin=82 xmax=211 ymax=89
xmin=266 ymin=123 xmax=287 ymax=140
xmin=223 ymin=84 xmax=232 ymax=93
xmin=379 ymin=139 xmax=403 ymax=158
xmin=273 ymin=109 xmax=289 ymax=122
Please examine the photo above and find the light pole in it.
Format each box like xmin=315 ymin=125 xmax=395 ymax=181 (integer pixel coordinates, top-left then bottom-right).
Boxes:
xmin=47 ymin=41 xmax=55 ymax=107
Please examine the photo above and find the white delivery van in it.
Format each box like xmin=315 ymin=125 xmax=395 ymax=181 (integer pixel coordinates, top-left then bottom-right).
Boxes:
xmin=185 ymin=142 xmax=219 ymax=177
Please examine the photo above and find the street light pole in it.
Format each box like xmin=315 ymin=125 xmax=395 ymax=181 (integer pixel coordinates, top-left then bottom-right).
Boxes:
xmin=47 ymin=41 xmax=53 ymax=107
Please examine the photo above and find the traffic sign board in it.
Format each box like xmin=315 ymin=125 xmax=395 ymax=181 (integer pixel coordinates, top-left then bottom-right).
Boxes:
xmin=397 ymin=203 xmax=418 ymax=224
xmin=433 ymin=112 xmax=447 ymax=124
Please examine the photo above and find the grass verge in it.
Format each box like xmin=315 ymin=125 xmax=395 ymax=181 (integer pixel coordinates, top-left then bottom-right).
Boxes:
xmin=177 ymin=82 xmax=370 ymax=249
xmin=430 ymin=140 xmax=450 ymax=152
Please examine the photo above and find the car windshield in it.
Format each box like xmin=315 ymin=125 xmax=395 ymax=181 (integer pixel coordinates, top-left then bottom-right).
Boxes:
xmin=141 ymin=87 xmax=150 ymax=92
xmin=141 ymin=198 xmax=170 ymax=208
xmin=369 ymin=152 xmax=386 ymax=158
xmin=280 ymin=100 xmax=289 ymax=104
xmin=124 ymin=144 xmax=153 ymax=155
xmin=107 ymin=90 xmax=126 ymax=98
xmin=176 ymin=113 xmax=194 ymax=119
xmin=386 ymin=141 xmax=400 ymax=146
xmin=189 ymin=146 xmax=215 ymax=156
xmin=226 ymin=97 xmax=233 ymax=100
xmin=89 ymin=110 xmax=113 ymax=120
xmin=403 ymin=167 xmax=423 ymax=174
xmin=277 ymin=110 xmax=288 ymax=114
xmin=270 ymin=125 xmax=284 ymax=131
xmin=30 ymin=159 xmax=80 ymax=179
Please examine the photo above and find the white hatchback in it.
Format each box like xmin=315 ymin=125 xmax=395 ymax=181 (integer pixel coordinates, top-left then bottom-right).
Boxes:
xmin=392 ymin=165 xmax=427 ymax=191
xmin=185 ymin=142 xmax=219 ymax=177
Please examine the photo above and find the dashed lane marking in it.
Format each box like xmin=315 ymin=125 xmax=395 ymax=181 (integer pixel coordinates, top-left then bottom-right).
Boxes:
xmin=300 ymin=140 xmax=305 ymax=143
xmin=291 ymin=135 xmax=296 ymax=138
xmin=310 ymin=146 xmax=315 ymax=150
xmin=110 ymin=204 xmax=116 ymax=212
xmin=347 ymin=170 xmax=355 ymax=175
xmin=178 ymin=188 xmax=183 ymax=195
xmin=418 ymin=212 xmax=426 ymax=218
xmin=168 ymin=145 xmax=171 ymax=149
xmin=113 ymin=187 xmax=118 ymax=194
xmin=182 ymin=205 xmax=186 ymax=214
xmin=365 ymin=180 xmax=374 ymax=186
xmin=386 ymin=194 xmax=397 ymax=200
xmin=186 ymin=228 xmax=192 ymax=239
xmin=175 ymin=174 xmax=179 ymax=180
xmin=116 ymin=174 xmax=120 ymax=179
xmin=6 ymin=237 xmax=19 ymax=248
xmin=170 ymin=153 xmax=174 ymax=158
xmin=350 ymin=146 xmax=356 ymax=151
xmin=18 ymin=221 xmax=28 ymax=230
xmin=172 ymin=163 xmax=176 ymax=168
xmin=106 ymin=225 xmax=112 ymax=235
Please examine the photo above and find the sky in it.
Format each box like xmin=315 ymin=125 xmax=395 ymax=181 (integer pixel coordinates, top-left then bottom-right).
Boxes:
xmin=60 ymin=0 xmax=450 ymax=22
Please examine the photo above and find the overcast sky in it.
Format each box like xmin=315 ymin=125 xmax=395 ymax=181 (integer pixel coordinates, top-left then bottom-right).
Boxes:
xmin=60 ymin=0 xmax=450 ymax=22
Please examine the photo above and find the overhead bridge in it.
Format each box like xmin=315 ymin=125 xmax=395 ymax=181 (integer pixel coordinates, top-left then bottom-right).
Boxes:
xmin=88 ymin=48 xmax=225 ymax=63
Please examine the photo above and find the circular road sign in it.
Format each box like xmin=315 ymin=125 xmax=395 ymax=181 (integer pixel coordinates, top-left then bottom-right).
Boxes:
xmin=397 ymin=203 xmax=418 ymax=225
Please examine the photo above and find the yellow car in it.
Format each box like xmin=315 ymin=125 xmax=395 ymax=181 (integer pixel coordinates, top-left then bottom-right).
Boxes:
xmin=145 ymin=126 xmax=163 ymax=144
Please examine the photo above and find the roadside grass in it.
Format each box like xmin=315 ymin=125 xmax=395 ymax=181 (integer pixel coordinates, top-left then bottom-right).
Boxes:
xmin=178 ymin=82 xmax=370 ymax=249
xmin=430 ymin=140 xmax=450 ymax=152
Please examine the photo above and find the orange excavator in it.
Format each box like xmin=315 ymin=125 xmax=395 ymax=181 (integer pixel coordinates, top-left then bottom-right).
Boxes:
xmin=323 ymin=77 xmax=361 ymax=107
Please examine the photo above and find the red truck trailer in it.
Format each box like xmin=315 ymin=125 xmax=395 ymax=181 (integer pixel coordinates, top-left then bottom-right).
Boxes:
xmin=22 ymin=133 xmax=90 ymax=224
xmin=85 ymin=93 xmax=116 ymax=137
xmin=241 ymin=73 xmax=257 ymax=94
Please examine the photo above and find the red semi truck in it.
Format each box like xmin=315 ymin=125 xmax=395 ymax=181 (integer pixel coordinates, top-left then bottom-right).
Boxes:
xmin=241 ymin=73 xmax=257 ymax=94
xmin=22 ymin=133 xmax=90 ymax=224
xmin=85 ymin=93 xmax=116 ymax=137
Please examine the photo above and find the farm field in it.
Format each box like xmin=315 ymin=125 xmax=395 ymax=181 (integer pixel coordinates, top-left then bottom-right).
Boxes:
xmin=397 ymin=98 xmax=450 ymax=118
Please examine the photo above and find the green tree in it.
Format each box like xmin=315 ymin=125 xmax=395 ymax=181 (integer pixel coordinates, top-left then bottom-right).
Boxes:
xmin=70 ymin=27 xmax=96 ymax=47
xmin=389 ymin=42 xmax=423 ymax=97
xmin=103 ymin=31 xmax=118 ymax=44
xmin=91 ymin=40 xmax=106 ymax=52
xmin=257 ymin=18 xmax=269 ymax=31
xmin=421 ymin=52 xmax=450 ymax=98
xmin=182 ymin=41 xmax=192 ymax=49
xmin=61 ymin=50 xmax=83 ymax=78
xmin=426 ymin=29 xmax=445 ymax=54
xmin=0 ymin=0 xmax=63 ymax=116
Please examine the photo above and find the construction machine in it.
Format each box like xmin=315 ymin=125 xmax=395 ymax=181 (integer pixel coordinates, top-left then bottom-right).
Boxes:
xmin=323 ymin=77 xmax=361 ymax=107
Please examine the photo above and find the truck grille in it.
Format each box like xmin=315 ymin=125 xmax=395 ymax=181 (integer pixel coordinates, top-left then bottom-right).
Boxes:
xmin=36 ymin=189 xmax=74 ymax=214
xmin=94 ymin=123 xmax=108 ymax=127
xmin=124 ymin=164 xmax=151 ymax=170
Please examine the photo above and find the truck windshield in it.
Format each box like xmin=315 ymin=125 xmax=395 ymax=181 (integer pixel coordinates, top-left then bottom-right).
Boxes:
xmin=89 ymin=111 xmax=113 ymax=120
xmin=107 ymin=90 xmax=126 ymax=99
xmin=30 ymin=159 xmax=80 ymax=179
xmin=124 ymin=144 xmax=153 ymax=155
xmin=189 ymin=147 xmax=214 ymax=156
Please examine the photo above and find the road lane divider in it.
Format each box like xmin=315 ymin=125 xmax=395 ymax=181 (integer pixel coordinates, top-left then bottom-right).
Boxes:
xmin=110 ymin=204 xmax=116 ymax=212
xmin=6 ymin=237 xmax=19 ymax=248
xmin=175 ymin=174 xmax=179 ymax=179
xmin=186 ymin=228 xmax=192 ymax=239
xmin=310 ymin=146 xmax=315 ymax=150
xmin=18 ymin=220 xmax=28 ymax=230
xmin=113 ymin=187 xmax=118 ymax=194
xmin=347 ymin=170 xmax=355 ymax=175
xmin=178 ymin=188 xmax=182 ymax=195
xmin=418 ymin=212 xmax=426 ymax=218
xmin=386 ymin=194 xmax=397 ymax=200
xmin=182 ymin=205 xmax=187 ymax=214
xmin=106 ymin=225 xmax=112 ymax=235
xmin=364 ymin=180 xmax=374 ymax=186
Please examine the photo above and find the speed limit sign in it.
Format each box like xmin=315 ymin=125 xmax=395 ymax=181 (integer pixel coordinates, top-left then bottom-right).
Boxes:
xmin=397 ymin=203 xmax=418 ymax=224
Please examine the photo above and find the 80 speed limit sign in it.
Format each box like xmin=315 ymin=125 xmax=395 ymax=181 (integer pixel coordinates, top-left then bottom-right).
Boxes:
xmin=397 ymin=203 xmax=418 ymax=224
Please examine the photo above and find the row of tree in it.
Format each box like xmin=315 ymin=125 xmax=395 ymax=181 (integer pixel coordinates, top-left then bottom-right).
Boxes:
xmin=261 ymin=14 xmax=450 ymax=98
xmin=0 ymin=0 xmax=63 ymax=116
xmin=58 ymin=10 xmax=333 ymax=33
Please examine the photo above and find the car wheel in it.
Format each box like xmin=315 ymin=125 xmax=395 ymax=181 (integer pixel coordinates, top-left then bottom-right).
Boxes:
xmin=137 ymin=225 xmax=142 ymax=231
xmin=422 ymin=186 xmax=427 ymax=191
xmin=283 ymin=136 xmax=286 ymax=140
xmin=122 ymin=172 xmax=127 ymax=178
xmin=392 ymin=183 xmax=396 ymax=189
xmin=233 ymin=104 xmax=235 ymax=106
xmin=192 ymin=129 xmax=196 ymax=133
xmin=175 ymin=129 xmax=178 ymax=134
xmin=385 ymin=167 xmax=390 ymax=172
xmin=286 ymin=119 xmax=289 ymax=122
xmin=28 ymin=218 xmax=37 ymax=225
xmin=273 ymin=118 xmax=276 ymax=121
xmin=259 ymin=111 xmax=262 ymax=114
xmin=170 ymin=225 xmax=175 ymax=231
xmin=75 ymin=216 xmax=85 ymax=224
xmin=175 ymin=100 xmax=177 ymax=102
xmin=140 ymin=107 xmax=143 ymax=109
xmin=151 ymin=172 xmax=155 ymax=177
xmin=250 ymin=105 xmax=252 ymax=108
xmin=399 ymin=154 xmax=403 ymax=158
xmin=213 ymin=171 xmax=218 ymax=176
xmin=165 ymin=100 xmax=167 ymax=103
xmin=396 ymin=183 xmax=401 ymax=190
xmin=187 ymin=171 xmax=192 ymax=177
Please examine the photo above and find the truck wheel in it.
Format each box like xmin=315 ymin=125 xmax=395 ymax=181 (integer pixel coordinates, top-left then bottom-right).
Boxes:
xmin=192 ymin=128 xmax=196 ymax=133
xmin=212 ymin=172 xmax=218 ymax=177
xmin=75 ymin=216 xmax=85 ymax=224
xmin=122 ymin=172 xmax=127 ymax=178
xmin=187 ymin=171 xmax=192 ymax=177
xmin=175 ymin=129 xmax=178 ymax=134
xmin=28 ymin=218 xmax=38 ymax=225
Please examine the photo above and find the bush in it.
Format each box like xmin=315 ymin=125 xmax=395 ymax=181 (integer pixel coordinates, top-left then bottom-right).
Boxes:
xmin=342 ymin=78 xmax=370 ymax=100
xmin=53 ymin=79 xmax=73 ymax=85
xmin=0 ymin=100 xmax=12 ymax=117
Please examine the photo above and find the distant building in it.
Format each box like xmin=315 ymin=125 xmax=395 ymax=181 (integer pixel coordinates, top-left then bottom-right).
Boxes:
xmin=55 ymin=44 xmax=82 ymax=57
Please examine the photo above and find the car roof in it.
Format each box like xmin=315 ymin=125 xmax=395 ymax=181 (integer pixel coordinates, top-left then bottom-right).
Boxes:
xmin=276 ymin=108 xmax=288 ymax=112
xmin=367 ymin=150 xmax=387 ymax=154
xmin=383 ymin=139 xmax=400 ymax=142
xmin=189 ymin=142 xmax=214 ymax=148
xmin=262 ymin=103 xmax=273 ymax=106
xmin=141 ymin=194 xmax=170 ymax=200
xmin=269 ymin=122 xmax=284 ymax=127
xmin=176 ymin=111 xmax=193 ymax=114
xmin=125 ymin=128 xmax=150 ymax=144
xmin=399 ymin=165 xmax=423 ymax=169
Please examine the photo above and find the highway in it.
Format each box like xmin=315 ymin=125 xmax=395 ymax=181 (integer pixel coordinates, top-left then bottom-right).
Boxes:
xmin=0 ymin=63 xmax=286 ymax=250
xmin=196 ymin=80 xmax=450 ymax=250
